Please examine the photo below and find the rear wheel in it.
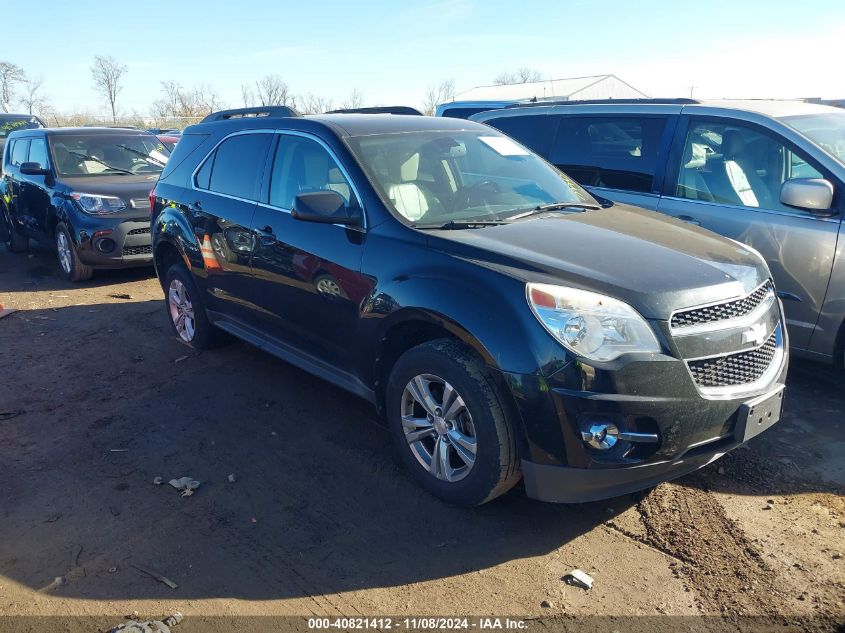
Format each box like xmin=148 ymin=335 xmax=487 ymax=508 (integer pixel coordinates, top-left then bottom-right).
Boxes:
xmin=164 ymin=262 xmax=227 ymax=349
xmin=55 ymin=224 xmax=93 ymax=282
xmin=386 ymin=339 xmax=521 ymax=506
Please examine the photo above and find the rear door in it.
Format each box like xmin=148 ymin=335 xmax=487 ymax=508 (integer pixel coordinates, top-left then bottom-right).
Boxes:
xmin=548 ymin=112 xmax=677 ymax=211
xmin=18 ymin=137 xmax=52 ymax=237
xmin=657 ymin=115 xmax=842 ymax=350
xmin=6 ymin=139 xmax=30 ymax=235
xmin=189 ymin=131 xmax=273 ymax=325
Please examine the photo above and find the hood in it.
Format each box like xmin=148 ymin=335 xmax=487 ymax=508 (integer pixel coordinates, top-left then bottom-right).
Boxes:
xmin=60 ymin=174 xmax=158 ymax=218
xmin=427 ymin=205 xmax=769 ymax=320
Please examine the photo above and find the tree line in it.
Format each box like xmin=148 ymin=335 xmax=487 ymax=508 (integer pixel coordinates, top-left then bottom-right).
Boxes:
xmin=1 ymin=56 xmax=543 ymax=125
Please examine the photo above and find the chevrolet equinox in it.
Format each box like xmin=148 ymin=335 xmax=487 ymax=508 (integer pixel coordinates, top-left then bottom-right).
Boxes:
xmin=150 ymin=106 xmax=788 ymax=506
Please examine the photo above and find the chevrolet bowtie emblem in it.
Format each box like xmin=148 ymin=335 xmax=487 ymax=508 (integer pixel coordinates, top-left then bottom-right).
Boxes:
xmin=742 ymin=323 xmax=767 ymax=346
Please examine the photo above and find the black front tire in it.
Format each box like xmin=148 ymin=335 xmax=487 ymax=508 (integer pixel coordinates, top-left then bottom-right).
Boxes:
xmin=163 ymin=262 xmax=228 ymax=350
xmin=55 ymin=224 xmax=93 ymax=282
xmin=386 ymin=338 xmax=521 ymax=506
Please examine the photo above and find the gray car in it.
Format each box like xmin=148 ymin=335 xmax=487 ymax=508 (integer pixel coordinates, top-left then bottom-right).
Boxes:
xmin=473 ymin=100 xmax=845 ymax=365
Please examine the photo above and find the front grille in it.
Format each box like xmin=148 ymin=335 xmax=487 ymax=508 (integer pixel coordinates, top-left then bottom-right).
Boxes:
xmin=687 ymin=331 xmax=777 ymax=388
xmin=123 ymin=245 xmax=153 ymax=256
xmin=671 ymin=281 xmax=773 ymax=329
xmin=127 ymin=227 xmax=151 ymax=236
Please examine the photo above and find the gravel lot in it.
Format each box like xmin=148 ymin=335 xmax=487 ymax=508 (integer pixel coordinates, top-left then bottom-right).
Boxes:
xmin=0 ymin=243 xmax=843 ymax=632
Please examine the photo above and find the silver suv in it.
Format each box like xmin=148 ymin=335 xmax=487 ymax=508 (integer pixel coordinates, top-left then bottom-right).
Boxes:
xmin=473 ymin=100 xmax=845 ymax=365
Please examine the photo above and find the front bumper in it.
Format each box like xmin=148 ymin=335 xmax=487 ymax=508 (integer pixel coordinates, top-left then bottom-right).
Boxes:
xmin=74 ymin=219 xmax=153 ymax=268
xmin=498 ymin=332 xmax=788 ymax=503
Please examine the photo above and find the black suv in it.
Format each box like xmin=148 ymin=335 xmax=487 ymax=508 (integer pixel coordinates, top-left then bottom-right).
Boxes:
xmin=1 ymin=127 xmax=170 ymax=281
xmin=151 ymin=107 xmax=788 ymax=506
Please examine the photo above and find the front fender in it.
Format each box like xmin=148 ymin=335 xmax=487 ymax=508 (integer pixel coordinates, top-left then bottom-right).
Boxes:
xmin=363 ymin=273 xmax=569 ymax=376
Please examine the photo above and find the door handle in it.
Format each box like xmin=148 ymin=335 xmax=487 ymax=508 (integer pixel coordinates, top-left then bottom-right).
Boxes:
xmin=188 ymin=200 xmax=203 ymax=213
xmin=676 ymin=215 xmax=701 ymax=226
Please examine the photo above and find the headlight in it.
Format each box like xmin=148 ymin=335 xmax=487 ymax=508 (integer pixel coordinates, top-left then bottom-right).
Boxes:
xmin=70 ymin=192 xmax=126 ymax=215
xmin=527 ymin=283 xmax=661 ymax=361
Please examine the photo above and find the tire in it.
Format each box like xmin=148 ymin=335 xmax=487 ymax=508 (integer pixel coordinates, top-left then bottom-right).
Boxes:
xmin=55 ymin=223 xmax=93 ymax=282
xmin=386 ymin=338 xmax=521 ymax=506
xmin=163 ymin=261 xmax=227 ymax=349
xmin=3 ymin=210 xmax=28 ymax=253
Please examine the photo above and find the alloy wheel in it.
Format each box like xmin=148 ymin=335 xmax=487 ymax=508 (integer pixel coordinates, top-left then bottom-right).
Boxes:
xmin=400 ymin=373 xmax=477 ymax=482
xmin=168 ymin=278 xmax=196 ymax=342
xmin=56 ymin=231 xmax=73 ymax=274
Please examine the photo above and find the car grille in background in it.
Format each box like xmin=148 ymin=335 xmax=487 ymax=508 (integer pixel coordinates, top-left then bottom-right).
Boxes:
xmin=687 ymin=331 xmax=777 ymax=388
xmin=671 ymin=281 xmax=774 ymax=329
xmin=127 ymin=227 xmax=151 ymax=236
xmin=123 ymin=245 xmax=153 ymax=256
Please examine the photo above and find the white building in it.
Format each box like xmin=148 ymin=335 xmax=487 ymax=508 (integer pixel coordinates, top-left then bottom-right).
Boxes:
xmin=454 ymin=74 xmax=648 ymax=102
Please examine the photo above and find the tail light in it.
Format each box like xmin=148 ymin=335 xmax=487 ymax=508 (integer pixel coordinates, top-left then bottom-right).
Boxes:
xmin=149 ymin=190 xmax=157 ymax=217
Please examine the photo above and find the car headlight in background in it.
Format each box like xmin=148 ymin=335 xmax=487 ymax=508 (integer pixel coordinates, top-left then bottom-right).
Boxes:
xmin=70 ymin=192 xmax=126 ymax=215
xmin=527 ymin=283 xmax=661 ymax=362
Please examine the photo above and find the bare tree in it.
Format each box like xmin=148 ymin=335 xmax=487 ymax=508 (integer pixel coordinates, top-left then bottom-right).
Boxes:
xmin=340 ymin=88 xmax=364 ymax=110
xmin=255 ymin=74 xmax=291 ymax=106
xmin=241 ymin=83 xmax=255 ymax=108
xmin=422 ymin=79 xmax=455 ymax=116
xmin=91 ymin=55 xmax=127 ymax=123
xmin=0 ymin=61 xmax=26 ymax=112
xmin=297 ymin=93 xmax=334 ymax=115
xmin=20 ymin=76 xmax=48 ymax=115
xmin=151 ymin=81 xmax=224 ymax=125
xmin=493 ymin=67 xmax=542 ymax=85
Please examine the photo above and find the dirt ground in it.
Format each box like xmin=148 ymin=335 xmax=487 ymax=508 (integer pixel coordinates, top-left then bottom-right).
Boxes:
xmin=0 ymin=243 xmax=843 ymax=632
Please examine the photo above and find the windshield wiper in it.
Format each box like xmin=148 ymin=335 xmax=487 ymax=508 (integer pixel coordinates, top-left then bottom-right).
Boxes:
xmin=415 ymin=220 xmax=509 ymax=230
xmin=506 ymin=201 xmax=602 ymax=221
xmin=117 ymin=144 xmax=166 ymax=167
xmin=68 ymin=150 xmax=134 ymax=175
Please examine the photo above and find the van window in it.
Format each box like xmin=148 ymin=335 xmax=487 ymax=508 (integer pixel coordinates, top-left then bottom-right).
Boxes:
xmin=486 ymin=115 xmax=553 ymax=155
xmin=203 ymin=133 xmax=272 ymax=200
xmin=674 ymin=120 xmax=825 ymax=214
xmin=550 ymin=116 xmax=668 ymax=193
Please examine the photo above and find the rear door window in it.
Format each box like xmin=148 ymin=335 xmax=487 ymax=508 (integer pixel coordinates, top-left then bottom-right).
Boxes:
xmin=550 ymin=116 xmax=668 ymax=192
xmin=199 ymin=133 xmax=272 ymax=200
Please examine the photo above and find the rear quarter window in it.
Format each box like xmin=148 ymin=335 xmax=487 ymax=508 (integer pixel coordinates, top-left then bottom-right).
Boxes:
xmin=550 ymin=116 xmax=668 ymax=193
xmin=483 ymin=114 xmax=555 ymax=156
xmin=159 ymin=133 xmax=210 ymax=182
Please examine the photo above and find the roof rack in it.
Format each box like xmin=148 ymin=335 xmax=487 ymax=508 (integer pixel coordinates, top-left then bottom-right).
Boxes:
xmin=504 ymin=97 xmax=701 ymax=109
xmin=327 ymin=106 xmax=423 ymax=116
xmin=200 ymin=106 xmax=300 ymax=123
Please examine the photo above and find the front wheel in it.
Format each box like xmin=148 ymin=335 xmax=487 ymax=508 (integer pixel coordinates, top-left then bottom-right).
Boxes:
xmin=55 ymin=224 xmax=93 ymax=282
xmin=386 ymin=339 xmax=521 ymax=506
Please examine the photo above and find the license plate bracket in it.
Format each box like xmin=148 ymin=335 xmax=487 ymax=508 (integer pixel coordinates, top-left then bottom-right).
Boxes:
xmin=735 ymin=385 xmax=785 ymax=443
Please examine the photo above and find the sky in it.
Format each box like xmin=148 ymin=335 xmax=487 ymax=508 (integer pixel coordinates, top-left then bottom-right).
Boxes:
xmin=4 ymin=0 xmax=845 ymax=118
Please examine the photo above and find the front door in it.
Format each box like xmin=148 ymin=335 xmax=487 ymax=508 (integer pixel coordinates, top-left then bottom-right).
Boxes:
xmin=248 ymin=132 xmax=370 ymax=370
xmin=658 ymin=117 xmax=841 ymax=350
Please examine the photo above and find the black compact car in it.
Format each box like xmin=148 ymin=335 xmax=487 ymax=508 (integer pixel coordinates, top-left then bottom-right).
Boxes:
xmin=1 ymin=127 xmax=170 ymax=281
xmin=151 ymin=107 xmax=788 ymax=506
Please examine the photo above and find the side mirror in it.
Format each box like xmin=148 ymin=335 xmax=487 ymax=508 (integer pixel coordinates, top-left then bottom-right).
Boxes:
xmin=19 ymin=161 xmax=48 ymax=176
xmin=292 ymin=190 xmax=362 ymax=227
xmin=780 ymin=178 xmax=834 ymax=213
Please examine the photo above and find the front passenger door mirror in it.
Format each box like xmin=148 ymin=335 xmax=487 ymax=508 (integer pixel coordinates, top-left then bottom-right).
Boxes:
xmin=780 ymin=178 xmax=834 ymax=213
xmin=292 ymin=191 xmax=362 ymax=227
xmin=19 ymin=161 xmax=48 ymax=176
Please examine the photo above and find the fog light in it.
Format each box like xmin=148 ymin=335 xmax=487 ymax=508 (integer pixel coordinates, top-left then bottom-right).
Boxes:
xmin=97 ymin=238 xmax=116 ymax=253
xmin=580 ymin=422 xmax=619 ymax=450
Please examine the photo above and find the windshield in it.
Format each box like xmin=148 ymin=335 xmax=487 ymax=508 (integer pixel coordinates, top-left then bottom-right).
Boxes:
xmin=781 ymin=111 xmax=845 ymax=167
xmin=49 ymin=134 xmax=171 ymax=177
xmin=0 ymin=115 xmax=42 ymax=138
xmin=345 ymin=130 xmax=595 ymax=226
